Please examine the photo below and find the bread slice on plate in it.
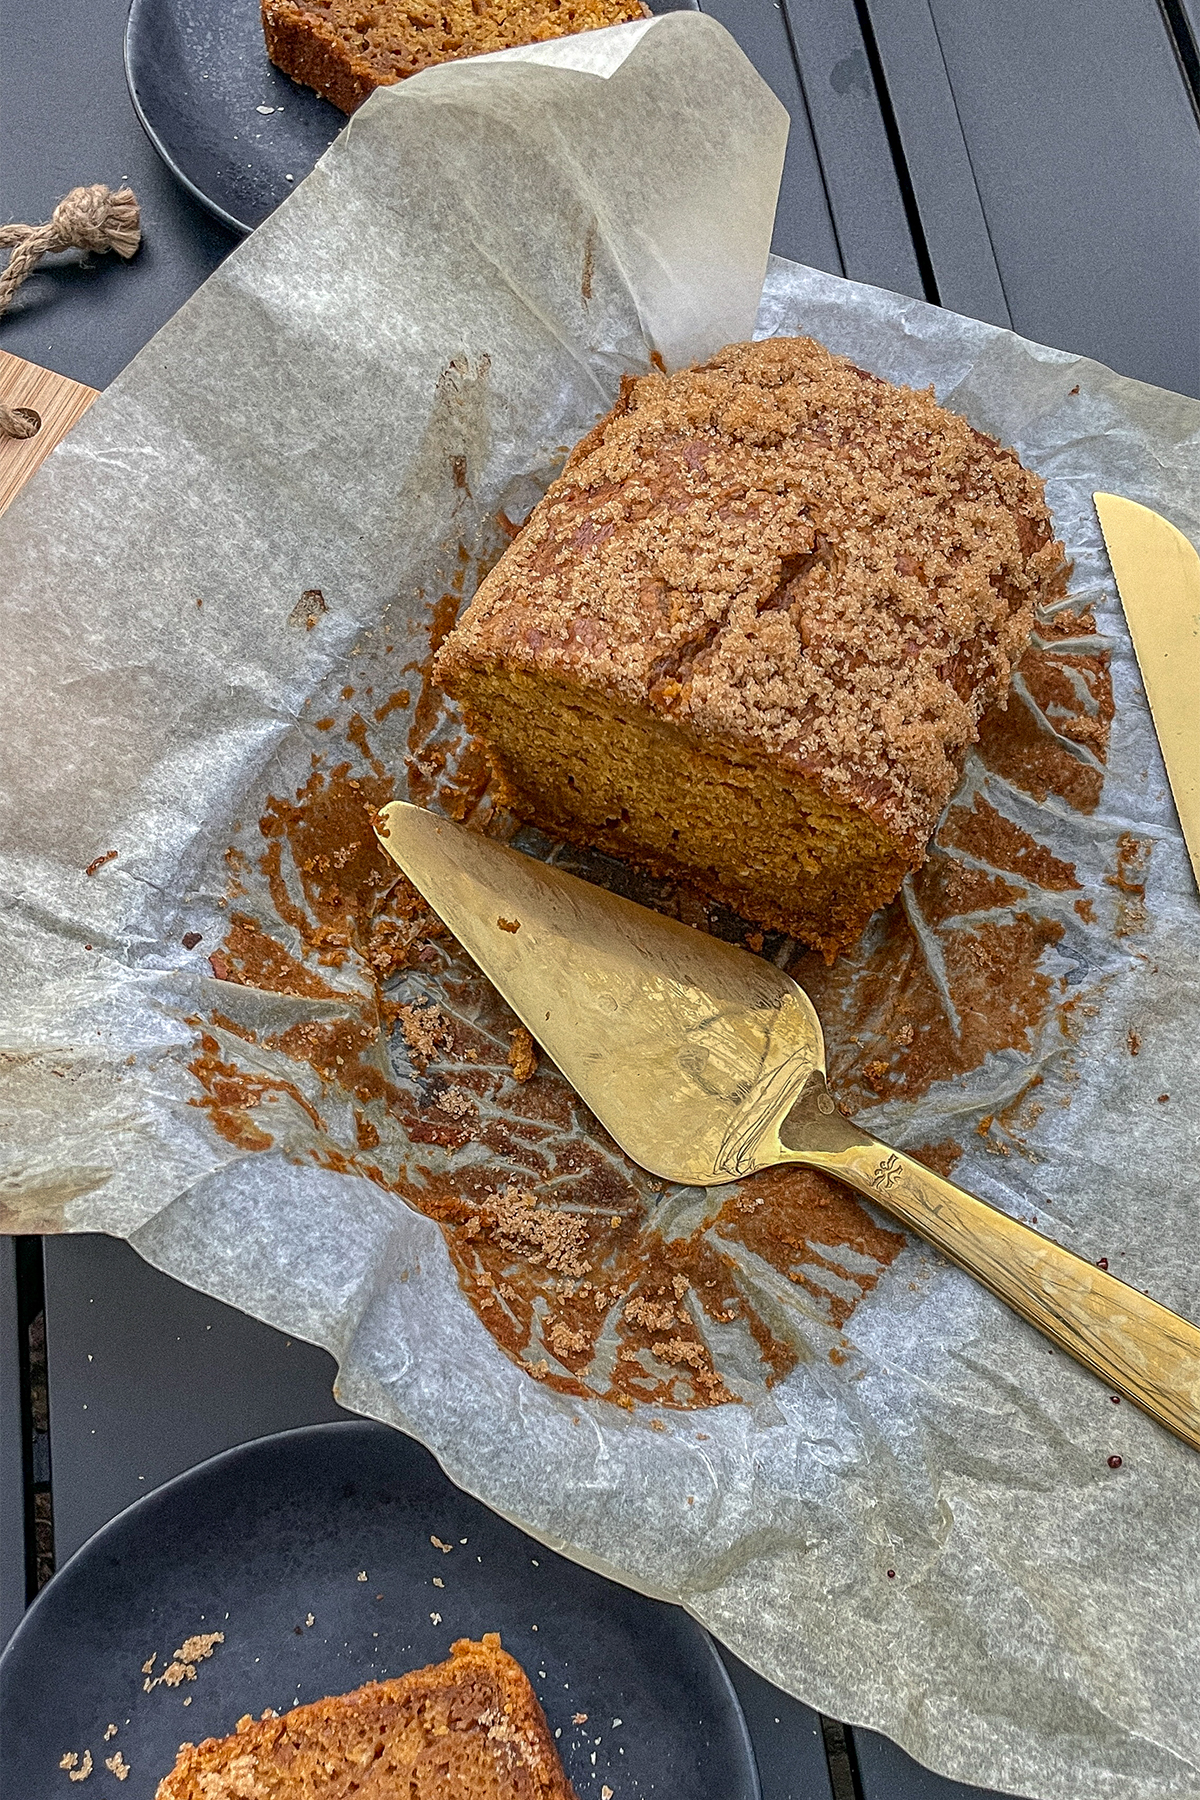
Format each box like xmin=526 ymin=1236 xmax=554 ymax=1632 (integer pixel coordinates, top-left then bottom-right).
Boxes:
xmin=155 ymin=1633 xmax=578 ymax=1799
xmin=263 ymin=0 xmax=649 ymax=115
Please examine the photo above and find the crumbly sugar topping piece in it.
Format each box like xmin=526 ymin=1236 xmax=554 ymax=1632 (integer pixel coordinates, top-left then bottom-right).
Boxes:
xmin=397 ymin=1000 xmax=453 ymax=1062
xmin=437 ymin=1083 xmax=476 ymax=1120
xmin=623 ymin=1295 xmax=681 ymax=1332
xmin=144 ymin=1631 xmax=225 ymax=1692
xmin=470 ymin=1186 xmax=593 ymax=1278
xmin=548 ymin=1319 xmax=590 ymax=1357
xmin=652 ymin=1337 xmax=708 ymax=1369
xmin=508 ymin=1024 xmax=539 ymax=1083
xmin=441 ymin=337 xmax=1067 ymax=852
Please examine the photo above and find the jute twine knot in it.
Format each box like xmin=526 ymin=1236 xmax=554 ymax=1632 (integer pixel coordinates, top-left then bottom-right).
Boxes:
xmin=1 ymin=184 xmax=141 ymax=439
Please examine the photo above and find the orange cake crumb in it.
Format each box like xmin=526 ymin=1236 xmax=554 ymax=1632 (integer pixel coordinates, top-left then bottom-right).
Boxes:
xmin=508 ymin=1025 xmax=539 ymax=1082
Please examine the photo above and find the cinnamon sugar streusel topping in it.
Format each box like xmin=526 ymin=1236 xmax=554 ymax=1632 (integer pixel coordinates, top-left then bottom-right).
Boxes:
xmin=439 ymin=337 xmax=1067 ymax=852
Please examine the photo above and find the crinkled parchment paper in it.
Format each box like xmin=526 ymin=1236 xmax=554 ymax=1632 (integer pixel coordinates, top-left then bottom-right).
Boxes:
xmin=3 ymin=14 xmax=1200 ymax=1796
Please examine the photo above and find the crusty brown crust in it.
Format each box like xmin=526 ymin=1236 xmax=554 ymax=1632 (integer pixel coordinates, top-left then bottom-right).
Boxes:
xmin=437 ymin=337 xmax=1067 ymax=865
xmin=262 ymin=0 xmax=649 ymax=115
xmin=155 ymin=1634 xmax=577 ymax=1800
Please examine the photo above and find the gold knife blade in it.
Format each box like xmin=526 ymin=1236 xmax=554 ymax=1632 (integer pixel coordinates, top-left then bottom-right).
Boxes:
xmin=1095 ymin=493 xmax=1200 ymax=890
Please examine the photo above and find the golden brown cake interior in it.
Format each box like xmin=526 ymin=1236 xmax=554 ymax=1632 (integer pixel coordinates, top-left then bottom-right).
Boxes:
xmin=155 ymin=1634 xmax=577 ymax=1800
xmin=467 ymin=665 xmax=909 ymax=958
xmin=436 ymin=337 xmax=1067 ymax=957
xmin=263 ymin=0 xmax=649 ymax=115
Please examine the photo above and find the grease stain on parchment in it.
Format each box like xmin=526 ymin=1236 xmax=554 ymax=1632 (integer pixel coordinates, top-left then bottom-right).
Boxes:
xmin=187 ymin=593 xmax=1123 ymax=1408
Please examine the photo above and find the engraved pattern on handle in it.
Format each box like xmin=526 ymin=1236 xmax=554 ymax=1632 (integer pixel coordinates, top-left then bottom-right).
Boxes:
xmin=871 ymin=1153 xmax=903 ymax=1191
xmin=824 ymin=1136 xmax=1200 ymax=1452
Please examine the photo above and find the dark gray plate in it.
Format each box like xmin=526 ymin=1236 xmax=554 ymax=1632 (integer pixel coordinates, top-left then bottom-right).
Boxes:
xmin=0 ymin=1419 xmax=759 ymax=1799
xmin=124 ymin=0 xmax=699 ymax=235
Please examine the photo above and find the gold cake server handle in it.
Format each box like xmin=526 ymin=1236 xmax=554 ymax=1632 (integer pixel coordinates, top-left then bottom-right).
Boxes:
xmin=781 ymin=1076 xmax=1200 ymax=1448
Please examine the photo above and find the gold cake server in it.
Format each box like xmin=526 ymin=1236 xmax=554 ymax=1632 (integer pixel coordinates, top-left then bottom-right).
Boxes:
xmin=375 ymin=801 xmax=1200 ymax=1450
xmin=1095 ymin=493 xmax=1200 ymax=890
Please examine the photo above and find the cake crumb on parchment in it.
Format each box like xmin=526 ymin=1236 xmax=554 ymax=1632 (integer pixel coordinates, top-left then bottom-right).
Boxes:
xmin=437 ymin=1083 xmax=475 ymax=1120
xmin=652 ymin=1337 xmax=709 ymax=1368
xmin=471 ymin=1186 xmax=592 ymax=1278
xmin=547 ymin=1319 xmax=589 ymax=1358
xmin=397 ymin=1001 xmax=453 ymax=1062
xmin=508 ymin=1025 xmax=539 ymax=1083
xmin=624 ymin=1295 xmax=680 ymax=1332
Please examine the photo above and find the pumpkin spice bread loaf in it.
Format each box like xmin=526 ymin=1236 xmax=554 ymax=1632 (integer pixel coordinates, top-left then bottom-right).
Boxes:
xmin=263 ymin=0 xmax=649 ymax=115
xmin=155 ymin=1634 xmax=577 ymax=1799
xmin=435 ymin=336 xmax=1067 ymax=959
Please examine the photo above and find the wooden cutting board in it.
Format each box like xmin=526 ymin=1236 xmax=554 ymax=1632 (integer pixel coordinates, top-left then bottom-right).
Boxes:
xmin=0 ymin=351 xmax=99 ymax=514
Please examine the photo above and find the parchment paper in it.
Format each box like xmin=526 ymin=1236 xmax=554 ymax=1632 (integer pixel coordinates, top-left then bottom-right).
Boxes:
xmin=2 ymin=14 xmax=1199 ymax=1797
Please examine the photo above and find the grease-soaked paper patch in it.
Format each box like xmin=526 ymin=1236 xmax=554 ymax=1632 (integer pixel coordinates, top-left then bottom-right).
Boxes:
xmin=2 ymin=14 xmax=1200 ymax=1798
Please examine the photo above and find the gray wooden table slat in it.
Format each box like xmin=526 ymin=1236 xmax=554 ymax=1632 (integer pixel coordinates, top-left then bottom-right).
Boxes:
xmin=780 ymin=0 xmax=927 ymax=299
xmin=1178 ymin=0 xmax=1200 ymax=68
xmin=699 ymin=0 xmax=844 ymax=279
xmin=857 ymin=0 xmax=1011 ymax=324
xmin=926 ymin=0 xmax=1200 ymax=397
xmin=41 ymin=1234 xmax=349 ymax=1563
xmin=0 ymin=1239 xmax=28 ymax=1648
